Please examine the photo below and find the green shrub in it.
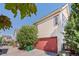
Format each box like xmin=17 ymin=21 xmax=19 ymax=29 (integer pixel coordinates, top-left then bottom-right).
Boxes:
xmin=16 ymin=25 xmax=38 ymax=51
xmin=0 ymin=37 xmax=2 ymax=43
xmin=64 ymin=4 xmax=79 ymax=53
xmin=8 ymin=40 xmax=16 ymax=46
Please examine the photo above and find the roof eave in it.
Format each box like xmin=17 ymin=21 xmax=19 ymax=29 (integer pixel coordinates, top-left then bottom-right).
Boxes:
xmin=33 ymin=4 xmax=69 ymax=25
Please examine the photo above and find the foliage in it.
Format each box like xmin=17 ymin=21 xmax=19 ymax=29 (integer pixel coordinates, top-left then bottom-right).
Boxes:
xmin=64 ymin=3 xmax=79 ymax=53
xmin=0 ymin=15 xmax=12 ymax=30
xmin=0 ymin=36 xmax=2 ymax=43
xmin=5 ymin=3 xmax=37 ymax=19
xmin=16 ymin=25 xmax=38 ymax=51
xmin=0 ymin=3 xmax=37 ymax=30
xmin=8 ymin=40 xmax=16 ymax=46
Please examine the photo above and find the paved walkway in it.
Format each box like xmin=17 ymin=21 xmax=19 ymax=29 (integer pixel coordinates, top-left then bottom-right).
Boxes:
xmin=0 ymin=46 xmax=57 ymax=56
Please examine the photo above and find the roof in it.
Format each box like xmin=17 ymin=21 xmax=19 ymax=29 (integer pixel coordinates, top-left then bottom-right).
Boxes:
xmin=33 ymin=4 xmax=69 ymax=25
xmin=2 ymin=35 xmax=12 ymax=39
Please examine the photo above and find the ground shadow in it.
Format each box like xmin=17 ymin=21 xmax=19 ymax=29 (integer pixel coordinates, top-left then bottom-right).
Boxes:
xmin=45 ymin=51 xmax=57 ymax=56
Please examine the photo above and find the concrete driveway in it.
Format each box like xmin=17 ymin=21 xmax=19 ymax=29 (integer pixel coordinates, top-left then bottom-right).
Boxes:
xmin=0 ymin=46 xmax=57 ymax=56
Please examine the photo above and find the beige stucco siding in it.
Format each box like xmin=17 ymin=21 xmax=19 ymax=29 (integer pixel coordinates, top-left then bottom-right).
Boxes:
xmin=56 ymin=5 xmax=69 ymax=52
xmin=37 ymin=16 xmax=59 ymax=38
xmin=36 ymin=4 xmax=69 ymax=39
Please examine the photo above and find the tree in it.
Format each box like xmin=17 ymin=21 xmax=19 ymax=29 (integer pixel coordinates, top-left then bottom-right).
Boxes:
xmin=16 ymin=25 xmax=38 ymax=51
xmin=0 ymin=3 xmax=37 ymax=30
xmin=0 ymin=36 xmax=2 ymax=43
xmin=0 ymin=15 xmax=12 ymax=30
xmin=64 ymin=3 xmax=79 ymax=53
xmin=5 ymin=3 xmax=37 ymax=19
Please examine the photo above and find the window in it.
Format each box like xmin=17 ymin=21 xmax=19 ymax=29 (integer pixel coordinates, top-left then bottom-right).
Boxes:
xmin=54 ymin=15 xmax=59 ymax=25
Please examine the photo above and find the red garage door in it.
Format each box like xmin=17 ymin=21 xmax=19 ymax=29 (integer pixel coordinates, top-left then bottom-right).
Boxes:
xmin=35 ymin=37 xmax=57 ymax=53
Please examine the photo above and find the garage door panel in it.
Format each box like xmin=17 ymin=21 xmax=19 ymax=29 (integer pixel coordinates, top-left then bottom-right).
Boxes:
xmin=35 ymin=37 xmax=57 ymax=52
xmin=36 ymin=41 xmax=48 ymax=50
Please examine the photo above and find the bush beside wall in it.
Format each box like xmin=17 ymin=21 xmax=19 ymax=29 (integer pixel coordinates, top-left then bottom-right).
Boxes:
xmin=16 ymin=25 xmax=38 ymax=51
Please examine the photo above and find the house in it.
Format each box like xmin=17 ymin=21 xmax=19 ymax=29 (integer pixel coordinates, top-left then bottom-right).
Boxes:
xmin=2 ymin=35 xmax=12 ymax=43
xmin=34 ymin=4 xmax=70 ymax=53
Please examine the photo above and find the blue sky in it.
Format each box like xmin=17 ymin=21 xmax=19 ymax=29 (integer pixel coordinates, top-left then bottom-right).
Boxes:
xmin=0 ymin=3 xmax=65 ymax=36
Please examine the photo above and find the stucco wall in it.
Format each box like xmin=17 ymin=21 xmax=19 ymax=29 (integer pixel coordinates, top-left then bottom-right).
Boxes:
xmin=52 ymin=13 xmax=64 ymax=52
xmin=36 ymin=4 xmax=69 ymax=52
xmin=37 ymin=16 xmax=58 ymax=38
xmin=53 ymin=5 xmax=69 ymax=52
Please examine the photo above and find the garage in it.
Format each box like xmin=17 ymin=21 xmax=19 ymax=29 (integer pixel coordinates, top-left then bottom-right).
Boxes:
xmin=35 ymin=37 xmax=57 ymax=53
